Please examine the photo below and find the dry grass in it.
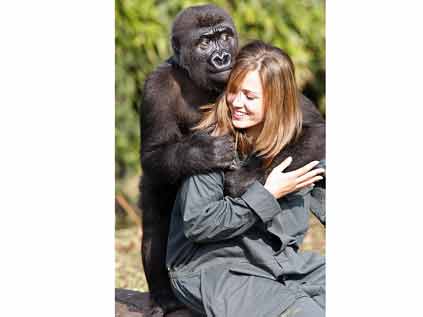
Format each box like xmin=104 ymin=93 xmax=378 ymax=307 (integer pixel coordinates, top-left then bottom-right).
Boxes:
xmin=301 ymin=213 xmax=326 ymax=254
xmin=115 ymin=225 xmax=148 ymax=291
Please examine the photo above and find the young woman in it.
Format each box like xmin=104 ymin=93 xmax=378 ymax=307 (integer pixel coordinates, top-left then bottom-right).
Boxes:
xmin=166 ymin=40 xmax=325 ymax=317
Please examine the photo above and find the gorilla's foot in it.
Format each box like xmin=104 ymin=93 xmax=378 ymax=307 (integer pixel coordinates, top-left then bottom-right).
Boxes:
xmin=147 ymin=304 xmax=194 ymax=317
xmin=149 ymin=291 xmax=186 ymax=317
xmin=146 ymin=305 xmax=165 ymax=317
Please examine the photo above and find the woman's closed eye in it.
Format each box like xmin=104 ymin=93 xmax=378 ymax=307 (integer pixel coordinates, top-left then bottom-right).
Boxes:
xmin=241 ymin=89 xmax=259 ymax=100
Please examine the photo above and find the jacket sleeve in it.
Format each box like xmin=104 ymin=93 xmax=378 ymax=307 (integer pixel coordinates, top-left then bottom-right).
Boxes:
xmin=178 ymin=171 xmax=282 ymax=243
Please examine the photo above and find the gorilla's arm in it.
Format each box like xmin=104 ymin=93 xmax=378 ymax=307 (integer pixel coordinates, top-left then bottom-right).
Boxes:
xmin=141 ymin=71 xmax=234 ymax=184
xmin=142 ymin=131 xmax=234 ymax=184
xmin=224 ymin=155 xmax=266 ymax=197
xmin=266 ymin=123 xmax=325 ymax=173
xmin=300 ymin=94 xmax=325 ymax=124
xmin=225 ymin=123 xmax=325 ymax=197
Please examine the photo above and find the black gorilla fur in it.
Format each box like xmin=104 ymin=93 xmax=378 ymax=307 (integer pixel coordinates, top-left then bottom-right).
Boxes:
xmin=139 ymin=4 xmax=325 ymax=316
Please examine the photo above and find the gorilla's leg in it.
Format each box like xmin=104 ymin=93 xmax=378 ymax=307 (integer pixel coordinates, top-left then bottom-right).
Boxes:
xmin=140 ymin=179 xmax=183 ymax=316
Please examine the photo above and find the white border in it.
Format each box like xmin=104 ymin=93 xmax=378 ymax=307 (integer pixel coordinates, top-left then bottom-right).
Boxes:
xmin=0 ymin=2 xmax=114 ymax=316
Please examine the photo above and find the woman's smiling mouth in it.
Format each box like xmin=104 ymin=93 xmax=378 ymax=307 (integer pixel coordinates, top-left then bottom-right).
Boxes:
xmin=232 ymin=110 xmax=248 ymax=120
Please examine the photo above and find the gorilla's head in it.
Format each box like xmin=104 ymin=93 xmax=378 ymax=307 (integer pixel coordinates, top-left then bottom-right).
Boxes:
xmin=171 ymin=4 xmax=239 ymax=92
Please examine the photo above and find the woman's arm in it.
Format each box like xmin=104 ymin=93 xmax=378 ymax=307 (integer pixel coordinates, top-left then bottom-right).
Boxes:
xmin=178 ymin=157 xmax=325 ymax=243
xmin=179 ymin=171 xmax=282 ymax=243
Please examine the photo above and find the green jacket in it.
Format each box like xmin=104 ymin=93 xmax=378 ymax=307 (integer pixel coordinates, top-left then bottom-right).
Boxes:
xmin=166 ymin=171 xmax=325 ymax=316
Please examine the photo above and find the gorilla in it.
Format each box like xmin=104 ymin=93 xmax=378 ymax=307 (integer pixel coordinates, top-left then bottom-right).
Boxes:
xmin=139 ymin=4 xmax=325 ymax=316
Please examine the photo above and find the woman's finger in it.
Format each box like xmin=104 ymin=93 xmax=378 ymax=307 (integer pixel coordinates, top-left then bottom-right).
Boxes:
xmin=291 ymin=160 xmax=320 ymax=177
xmin=295 ymin=168 xmax=325 ymax=184
xmin=274 ymin=156 xmax=293 ymax=172
xmin=295 ymin=176 xmax=323 ymax=190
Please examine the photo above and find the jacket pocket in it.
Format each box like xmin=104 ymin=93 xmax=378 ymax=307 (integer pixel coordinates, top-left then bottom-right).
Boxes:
xmin=170 ymin=273 xmax=205 ymax=314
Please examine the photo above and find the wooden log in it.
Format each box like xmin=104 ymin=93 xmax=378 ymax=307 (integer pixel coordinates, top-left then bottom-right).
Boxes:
xmin=115 ymin=289 xmax=194 ymax=317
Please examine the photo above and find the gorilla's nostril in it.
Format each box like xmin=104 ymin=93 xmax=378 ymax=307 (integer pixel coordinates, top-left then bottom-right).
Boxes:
xmin=212 ymin=52 xmax=231 ymax=69
xmin=213 ymin=56 xmax=223 ymax=65
xmin=222 ymin=54 xmax=229 ymax=65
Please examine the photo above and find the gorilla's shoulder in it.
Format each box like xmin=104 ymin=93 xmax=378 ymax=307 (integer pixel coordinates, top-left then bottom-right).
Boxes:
xmin=145 ymin=62 xmax=176 ymax=87
xmin=143 ymin=61 xmax=182 ymax=101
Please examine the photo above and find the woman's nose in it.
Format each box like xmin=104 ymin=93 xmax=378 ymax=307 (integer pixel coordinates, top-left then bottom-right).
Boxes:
xmin=232 ymin=92 xmax=243 ymax=108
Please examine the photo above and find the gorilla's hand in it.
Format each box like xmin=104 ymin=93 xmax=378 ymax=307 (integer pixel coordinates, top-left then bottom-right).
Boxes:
xmin=185 ymin=133 xmax=235 ymax=172
xmin=224 ymin=155 xmax=266 ymax=197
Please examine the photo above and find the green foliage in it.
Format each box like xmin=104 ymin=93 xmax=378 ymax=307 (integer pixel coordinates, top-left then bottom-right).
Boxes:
xmin=115 ymin=0 xmax=325 ymax=195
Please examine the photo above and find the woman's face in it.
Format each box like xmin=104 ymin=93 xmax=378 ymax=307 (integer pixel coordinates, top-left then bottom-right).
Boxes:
xmin=227 ymin=70 xmax=264 ymax=136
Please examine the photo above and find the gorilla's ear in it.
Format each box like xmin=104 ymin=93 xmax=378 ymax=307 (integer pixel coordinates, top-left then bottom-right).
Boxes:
xmin=171 ymin=36 xmax=181 ymax=57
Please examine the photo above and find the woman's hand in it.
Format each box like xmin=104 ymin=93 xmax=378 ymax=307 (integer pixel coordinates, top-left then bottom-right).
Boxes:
xmin=264 ymin=157 xmax=325 ymax=199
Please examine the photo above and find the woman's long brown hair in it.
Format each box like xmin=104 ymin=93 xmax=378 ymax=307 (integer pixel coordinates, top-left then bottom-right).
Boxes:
xmin=194 ymin=40 xmax=302 ymax=167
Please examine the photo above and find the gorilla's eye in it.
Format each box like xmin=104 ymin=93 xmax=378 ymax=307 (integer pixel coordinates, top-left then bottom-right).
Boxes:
xmin=220 ymin=33 xmax=229 ymax=41
xmin=198 ymin=37 xmax=210 ymax=49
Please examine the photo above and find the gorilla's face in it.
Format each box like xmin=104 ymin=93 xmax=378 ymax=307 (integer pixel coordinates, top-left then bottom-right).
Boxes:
xmin=172 ymin=6 xmax=239 ymax=92
xmin=193 ymin=24 xmax=237 ymax=82
xmin=178 ymin=24 xmax=238 ymax=91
